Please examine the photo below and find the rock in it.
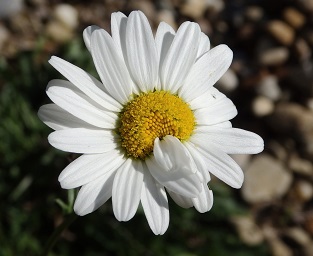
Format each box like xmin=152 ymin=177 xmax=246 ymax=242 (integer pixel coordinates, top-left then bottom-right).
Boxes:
xmin=285 ymin=228 xmax=312 ymax=246
xmin=295 ymin=180 xmax=313 ymax=202
xmin=304 ymin=243 xmax=313 ymax=256
xmin=132 ymin=0 xmax=155 ymax=21
xmin=284 ymin=65 xmax=313 ymax=98
xmin=283 ymin=7 xmax=306 ymax=29
xmin=270 ymin=239 xmax=293 ymax=256
xmin=205 ymin=0 xmax=224 ymax=13
xmin=53 ymin=4 xmax=78 ymax=30
xmin=46 ymin=21 xmax=74 ymax=43
xmin=269 ymin=103 xmax=313 ymax=158
xmin=157 ymin=9 xmax=177 ymax=29
xmin=295 ymin=38 xmax=311 ymax=61
xmin=289 ymin=155 xmax=313 ymax=176
xmin=304 ymin=213 xmax=313 ymax=236
xmin=180 ymin=0 xmax=207 ymax=19
xmin=256 ymin=75 xmax=281 ymax=101
xmin=0 ymin=24 xmax=10 ymax=49
xmin=259 ymin=47 xmax=289 ymax=66
xmin=299 ymin=0 xmax=313 ymax=12
xmin=267 ymin=141 xmax=288 ymax=161
xmin=231 ymin=215 xmax=264 ymax=245
xmin=0 ymin=0 xmax=23 ymax=19
xmin=252 ymin=96 xmax=275 ymax=117
xmin=307 ymin=98 xmax=313 ymax=110
xmin=267 ymin=20 xmax=295 ymax=45
xmin=245 ymin=6 xmax=264 ymax=22
xmin=216 ymin=69 xmax=238 ymax=92
xmin=242 ymin=155 xmax=292 ymax=204
xmin=263 ymin=226 xmax=292 ymax=256
xmin=231 ymin=154 xmax=251 ymax=170
xmin=46 ymin=4 xmax=78 ymax=43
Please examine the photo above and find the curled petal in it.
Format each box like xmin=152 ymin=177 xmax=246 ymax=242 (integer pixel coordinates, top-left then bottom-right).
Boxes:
xmin=146 ymin=136 xmax=202 ymax=198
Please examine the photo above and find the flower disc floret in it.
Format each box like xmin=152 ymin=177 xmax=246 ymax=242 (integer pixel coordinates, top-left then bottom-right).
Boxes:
xmin=118 ymin=91 xmax=195 ymax=159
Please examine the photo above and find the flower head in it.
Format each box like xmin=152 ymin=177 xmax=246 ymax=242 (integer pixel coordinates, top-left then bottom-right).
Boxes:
xmin=38 ymin=10 xmax=264 ymax=235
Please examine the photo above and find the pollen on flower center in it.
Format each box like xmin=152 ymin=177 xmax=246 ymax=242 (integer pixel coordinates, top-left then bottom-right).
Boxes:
xmin=118 ymin=91 xmax=195 ymax=159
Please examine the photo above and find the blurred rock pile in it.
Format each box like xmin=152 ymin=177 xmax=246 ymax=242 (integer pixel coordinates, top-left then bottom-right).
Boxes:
xmin=1 ymin=0 xmax=313 ymax=255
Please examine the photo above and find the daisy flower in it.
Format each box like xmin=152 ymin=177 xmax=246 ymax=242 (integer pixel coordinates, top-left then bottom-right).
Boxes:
xmin=38 ymin=10 xmax=264 ymax=235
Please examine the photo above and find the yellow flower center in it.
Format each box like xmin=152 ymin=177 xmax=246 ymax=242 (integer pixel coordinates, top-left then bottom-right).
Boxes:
xmin=118 ymin=91 xmax=195 ymax=159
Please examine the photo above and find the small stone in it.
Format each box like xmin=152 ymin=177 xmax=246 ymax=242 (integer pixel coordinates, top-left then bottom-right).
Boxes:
xmin=205 ymin=0 xmax=224 ymax=13
xmin=46 ymin=21 xmax=74 ymax=43
xmin=305 ymin=213 xmax=313 ymax=236
xmin=267 ymin=141 xmax=288 ymax=161
xmin=295 ymin=180 xmax=313 ymax=202
xmin=231 ymin=215 xmax=264 ymax=245
xmin=304 ymin=243 xmax=313 ymax=256
xmin=231 ymin=154 xmax=251 ymax=170
xmin=267 ymin=20 xmax=295 ymax=45
xmin=259 ymin=47 xmax=289 ymax=66
xmin=180 ymin=0 xmax=207 ymax=19
xmin=289 ymin=155 xmax=313 ymax=176
xmin=270 ymin=239 xmax=293 ymax=256
xmin=216 ymin=69 xmax=238 ymax=92
xmin=0 ymin=0 xmax=23 ymax=19
xmin=270 ymin=103 xmax=313 ymax=158
xmin=242 ymin=155 xmax=292 ymax=204
xmin=157 ymin=9 xmax=177 ymax=30
xmin=307 ymin=98 xmax=313 ymax=110
xmin=0 ymin=24 xmax=10 ymax=49
xmin=252 ymin=96 xmax=275 ymax=117
xmin=295 ymin=38 xmax=311 ymax=61
xmin=299 ymin=0 xmax=313 ymax=12
xmin=283 ymin=8 xmax=306 ymax=28
xmin=53 ymin=4 xmax=78 ymax=30
xmin=245 ymin=6 xmax=264 ymax=22
xmin=256 ymin=75 xmax=281 ymax=101
xmin=285 ymin=228 xmax=312 ymax=246
xmin=131 ymin=0 xmax=155 ymax=21
xmin=263 ymin=226 xmax=293 ymax=256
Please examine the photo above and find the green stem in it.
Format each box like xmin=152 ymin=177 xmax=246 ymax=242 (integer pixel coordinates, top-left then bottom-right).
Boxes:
xmin=41 ymin=213 xmax=78 ymax=256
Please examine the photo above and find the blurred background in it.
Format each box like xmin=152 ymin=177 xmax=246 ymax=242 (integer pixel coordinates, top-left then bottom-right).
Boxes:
xmin=1 ymin=0 xmax=313 ymax=255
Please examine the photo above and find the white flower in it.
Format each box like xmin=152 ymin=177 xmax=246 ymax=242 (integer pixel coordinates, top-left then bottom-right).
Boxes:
xmin=38 ymin=10 xmax=264 ymax=235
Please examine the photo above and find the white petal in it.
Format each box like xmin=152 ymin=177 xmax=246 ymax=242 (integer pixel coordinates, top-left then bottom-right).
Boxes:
xmin=189 ymin=87 xmax=226 ymax=110
xmin=91 ymin=29 xmax=135 ymax=104
xmin=46 ymin=79 xmax=117 ymax=129
xmin=125 ymin=11 xmax=158 ymax=92
xmin=194 ymin=97 xmax=237 ymax=125
xmin=141 ymin=166 xmax=169 ymax=235
xmin=155 ymin=22 xmax=175 ymax=91
xmin=197 ymin=32 xmax=211 ymax=59
xmin=167 ymin=190 xmax=193 ymax=208
xmin=179 ymin=44 xmax=233 ymax=102
xmin=38 ymin=104 xmax=97 ymax=130
xmin=146 ymin=136 xmax=202 ymax=198
xmin=111 ymin=12 xmax=128 ymax=59
xmin=192 ymin=127 xmax=264 ymax=154
xmin=83 ymin=25 xmax=101 ymax=52
xmin=48 ymin=128 xmax=118 ymax=154
xmin=191 ymin=142 xmax=244 ymax=188
xmin=160 ymin=21 xmax=201 ymax=93
xmin=49 ymin=57 xmax=121 ymax=112
xmin=112 ymin=159 xmax=144 ymax=221
xmin=184 ymin=142 xmax=211 ymax=183
xmin=192 ymin=184 xmax=214 ymax=213
xmin=214 ymin=121 xmax=232 ymax=128
xmin=74 ymin=168 xmax=116 ymax=215
xmin=58 ymin=149 xmax=125 ymax=189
